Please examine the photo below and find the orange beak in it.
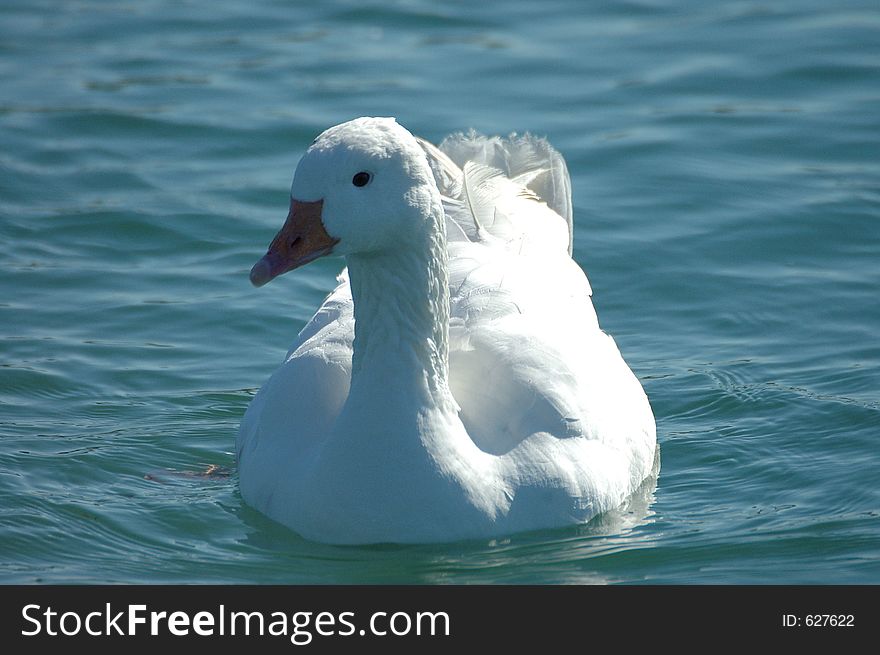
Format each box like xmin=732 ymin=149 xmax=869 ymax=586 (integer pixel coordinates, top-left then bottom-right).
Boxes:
xmin=249 ymin=199 xmax=339 ymax=287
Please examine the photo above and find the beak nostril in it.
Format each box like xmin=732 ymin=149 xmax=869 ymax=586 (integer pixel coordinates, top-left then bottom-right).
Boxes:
xmin=255 ymin=198 xmax=330 ymax=283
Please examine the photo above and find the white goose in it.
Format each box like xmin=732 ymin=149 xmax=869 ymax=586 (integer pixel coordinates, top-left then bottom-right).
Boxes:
xmin=238 ymin=117 xmax=656 ymax=544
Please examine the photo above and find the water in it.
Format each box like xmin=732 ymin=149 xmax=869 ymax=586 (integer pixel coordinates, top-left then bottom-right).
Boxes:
xmin=1 ymin=0 xmax=878 ymax=584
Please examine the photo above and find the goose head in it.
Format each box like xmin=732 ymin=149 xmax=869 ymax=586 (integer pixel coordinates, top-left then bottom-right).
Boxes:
xmin=250 ymin=117 xmax=438 ymax=287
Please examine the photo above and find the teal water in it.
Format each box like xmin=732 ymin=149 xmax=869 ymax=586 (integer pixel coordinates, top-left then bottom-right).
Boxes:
xmin=1 ymin=0 xmax=878 ymax=584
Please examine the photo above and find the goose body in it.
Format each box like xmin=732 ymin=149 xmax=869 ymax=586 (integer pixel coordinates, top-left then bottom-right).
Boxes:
xmin=237 ymin=117 xmax=656 ymax=544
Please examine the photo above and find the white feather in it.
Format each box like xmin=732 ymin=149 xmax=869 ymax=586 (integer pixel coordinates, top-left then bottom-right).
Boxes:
xmin=237 ymin=117 xmax=656 ymax=544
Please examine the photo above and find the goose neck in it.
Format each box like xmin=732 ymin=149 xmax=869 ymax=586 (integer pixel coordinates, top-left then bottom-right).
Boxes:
xmin=345 ymin=226 xmax=450 ymax=405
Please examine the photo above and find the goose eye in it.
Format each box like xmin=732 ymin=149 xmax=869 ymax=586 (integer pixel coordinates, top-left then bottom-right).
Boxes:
xmin=352 ymin=171 xmax=372 ymax=187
